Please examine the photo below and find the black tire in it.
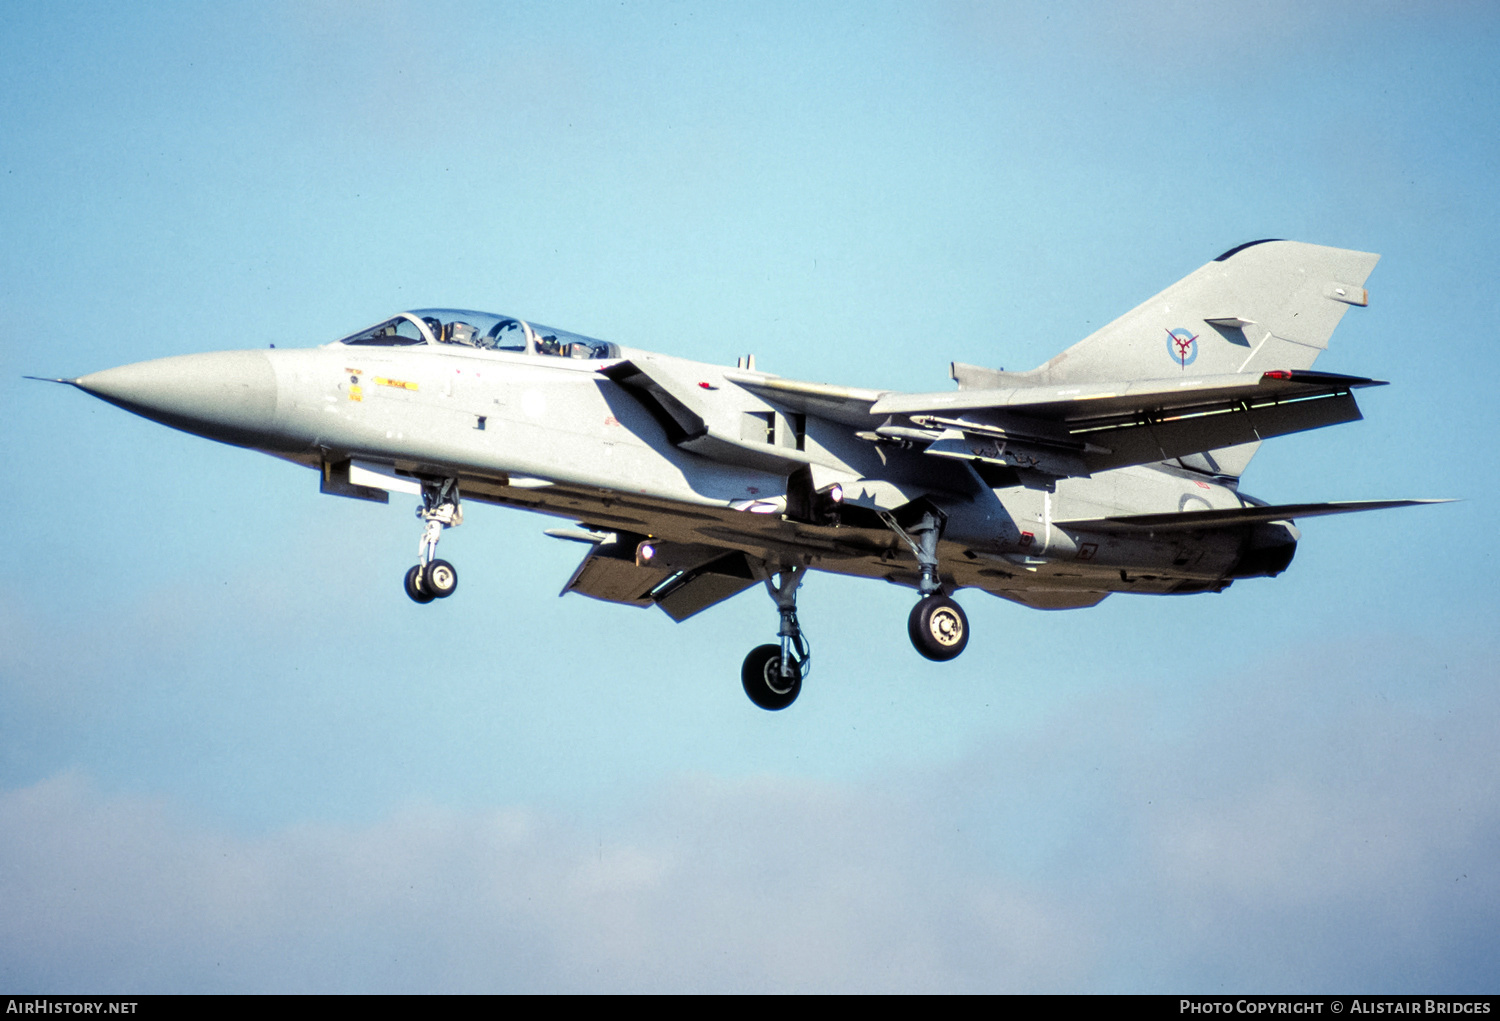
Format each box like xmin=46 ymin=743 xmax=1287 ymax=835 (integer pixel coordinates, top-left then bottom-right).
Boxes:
xmin=908 ymin=595 xmax=969 ymax=661
xmin=404 ymin=565 xmax=435 ymax=604
xmin=741 ymin=644 xmax=802 ymax=711
xmin=422 ymin=559 xmax=458 ymax=598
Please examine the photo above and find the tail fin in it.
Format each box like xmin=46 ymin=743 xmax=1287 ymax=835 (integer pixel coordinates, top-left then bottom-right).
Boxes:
xmin=1033 ymin=239 xmax=1379 ymax=384
xmin=985 ymin=240 xmax=1381 ymax=479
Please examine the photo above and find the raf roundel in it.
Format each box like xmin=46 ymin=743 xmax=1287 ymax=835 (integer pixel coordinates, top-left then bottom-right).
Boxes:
xmin=1165 ymin=327 xmax=1199 ymax=367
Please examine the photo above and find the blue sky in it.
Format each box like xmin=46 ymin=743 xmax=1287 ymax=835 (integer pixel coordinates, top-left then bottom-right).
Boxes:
xmin=1 ymin=0 xmax=1496 ymax=993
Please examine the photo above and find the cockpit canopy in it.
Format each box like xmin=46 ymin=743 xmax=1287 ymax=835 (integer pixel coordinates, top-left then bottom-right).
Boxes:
xmin=335 ymin=308 xmax=618 ymax=360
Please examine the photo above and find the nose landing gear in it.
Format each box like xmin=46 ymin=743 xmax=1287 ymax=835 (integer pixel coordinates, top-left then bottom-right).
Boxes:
xmin=404 ymin=564 xmax=436 ymax=604
xmin=404 ymin=478 xmax=461 ymax=604
xmin=741 ymin=565 xmax=809 ymax=710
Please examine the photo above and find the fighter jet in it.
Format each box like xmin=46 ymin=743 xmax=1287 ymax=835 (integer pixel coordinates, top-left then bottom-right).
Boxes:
xmin=42 ymin=240 xmax=1441 ymax=709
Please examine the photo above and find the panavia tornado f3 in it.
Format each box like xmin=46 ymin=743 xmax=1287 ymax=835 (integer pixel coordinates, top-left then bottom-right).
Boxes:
xmin=43 ymin=240 xmax=1443 ymax=709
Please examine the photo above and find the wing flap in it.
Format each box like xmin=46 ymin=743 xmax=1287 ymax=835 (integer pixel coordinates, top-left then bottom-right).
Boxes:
xmin=873 ymin=371 xmax=1381 ymax=476
xmin=872 ymin=370 xmax=1381 ymax=419
xmin=1077 ymin=390 xmax=1364 ymax=471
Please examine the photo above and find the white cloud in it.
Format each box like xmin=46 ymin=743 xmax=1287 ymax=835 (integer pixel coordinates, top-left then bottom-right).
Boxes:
xmin=3 ymin=644 xmax=1497 ymax=993
xmin=0 ymin=770 xmax=1087 ymax=992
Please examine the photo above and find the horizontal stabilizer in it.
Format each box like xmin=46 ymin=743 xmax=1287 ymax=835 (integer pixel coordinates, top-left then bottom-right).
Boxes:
xmin=1059 ymin=499 xmax=1451 ymax=534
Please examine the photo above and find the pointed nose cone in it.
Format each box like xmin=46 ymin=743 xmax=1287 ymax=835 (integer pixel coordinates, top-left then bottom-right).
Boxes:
xmin=75 ymin=350 xmax=280 ymax=447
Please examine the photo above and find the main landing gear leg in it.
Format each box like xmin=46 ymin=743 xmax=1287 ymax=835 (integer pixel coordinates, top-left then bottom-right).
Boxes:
xmin=404 ymin=478 xmax=461 ymax=604
xmin=879 ymin=508 xmax=970 ymax=662
xmin=741 ymin=565 xmax=809 ymax=711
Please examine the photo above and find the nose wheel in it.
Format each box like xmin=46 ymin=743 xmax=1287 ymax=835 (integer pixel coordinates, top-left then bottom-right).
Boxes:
xmin=404 ymin=478 xmax=462 ymax=604
xmin=405 ymin=559 xmax=458 ymax=603
xmin=404 ymin=565 xmax=435 ymax=604
xmin=421 ymin=558 xmax=458 ymax=597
